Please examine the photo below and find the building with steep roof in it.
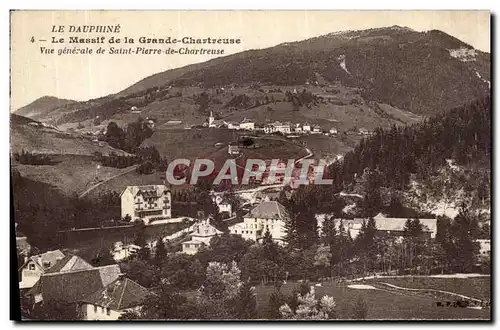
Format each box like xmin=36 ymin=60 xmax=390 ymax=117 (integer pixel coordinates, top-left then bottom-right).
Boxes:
xmin=229 ymin=201 xmax=290 ymax=245
xmin=80 ymin=277 xmax=150 ymax=320
xmin=182 ymin=218 xmax=223 ymax=255
xmin=329 ymin=212 xmax=437 ymax=241
xmin=28 ymin=264 xmax=122 ymax=305
xmin=120 ymin=184 xmax=172 ymax=224
xmin=18 ymin=250 xmax=65 ymax=289
xmin=44 ymin=255 xmax=94 ymax=274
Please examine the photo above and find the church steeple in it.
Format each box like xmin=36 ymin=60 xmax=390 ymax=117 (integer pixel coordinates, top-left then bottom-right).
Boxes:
xmin=209 ymin=111 xmax=215 ymax=127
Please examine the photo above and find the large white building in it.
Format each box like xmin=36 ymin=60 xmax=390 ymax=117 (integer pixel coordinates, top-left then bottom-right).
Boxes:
xmin=182 ymin=218 xmax=223 ymax=255
xmin=239 ymin=118 xmax=255 ymax=130
xmin=120 ymin=185 xmax=172 ymax=224
xmin=229 ymin=201 xmax=289 ymax=245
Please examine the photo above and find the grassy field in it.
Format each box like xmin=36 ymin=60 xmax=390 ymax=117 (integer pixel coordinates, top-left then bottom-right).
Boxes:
xmin=141 ymin=128 xmax=238 ymax=160
xmin=297 ymin=134 xmax=359 ymax=160
xmin=88 ymin=130 xmax=310 ymax=197
xmin=367 ymin=276 xmax=491 ymax=301
xmin=254 ymin=281 xmax=490 ymax=320
xmin=13 ymin=154 xmax=131 ymax=196
xmin=10 ymin=124 xmax=129 ymax=156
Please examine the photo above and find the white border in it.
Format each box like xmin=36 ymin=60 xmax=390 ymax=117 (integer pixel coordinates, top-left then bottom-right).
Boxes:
xmin=2 ymin=2 xmax=497 ymax=329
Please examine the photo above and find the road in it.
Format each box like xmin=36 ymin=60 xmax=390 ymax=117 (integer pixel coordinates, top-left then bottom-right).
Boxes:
xmin=78 ymin=164 xmax=139 ymax=198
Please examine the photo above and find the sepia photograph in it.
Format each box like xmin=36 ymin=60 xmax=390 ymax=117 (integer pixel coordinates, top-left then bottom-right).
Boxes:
xmin=9 ymin=10 xmax=491 ymax=321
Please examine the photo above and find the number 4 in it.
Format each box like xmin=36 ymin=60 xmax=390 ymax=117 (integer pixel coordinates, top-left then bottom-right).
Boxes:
xmin=30 ymin=36 xmax=34 ymax=43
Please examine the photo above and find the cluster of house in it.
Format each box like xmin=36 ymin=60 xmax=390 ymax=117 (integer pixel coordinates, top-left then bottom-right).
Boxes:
xmin=18 ymin=250 xmax=150 ymax=320
xmin=206 ymin=112 xmax=341 ymax=136
xmin=17 ymin=180 xmax=492 ymax=320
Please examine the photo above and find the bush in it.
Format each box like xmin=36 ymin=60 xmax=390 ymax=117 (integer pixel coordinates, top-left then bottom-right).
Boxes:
xmin=351 ymin=295 xmax=368 ymax=319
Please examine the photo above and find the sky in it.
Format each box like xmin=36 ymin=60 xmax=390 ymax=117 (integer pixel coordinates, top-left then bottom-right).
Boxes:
xmin=10 ymin=10 xmax=490 ymax=111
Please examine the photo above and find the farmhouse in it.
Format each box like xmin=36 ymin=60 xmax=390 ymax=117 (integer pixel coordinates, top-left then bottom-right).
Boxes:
xmin=80 ymin=277 xmax=150 ymax=320
xmin=294 ymin=124 xmax=303 ymax=133
xmin=229 ymin=201 xmax=289 ymax=245
xmin=182 ymin=218 xmax=223 ymax=255
xmin=264 ymin=124 xmax=277 ymax=134
xmin=121 ymin=185 xmax=172 ymax=224
xmin=211 ymin=194 xmax=233 ymax=216
xmin=239 ymin=118 xmax=255 ymax=131
xmin=328 ymin=213 xmax=438 ymax=240
xmin=228 ymin=144 xmax=240 ymax=155
xmin=18 ymin=250 xmax=65 ymax=289
xmin=359 ymin=127 xmax=371 ymax=135
xmin=28 ymin=264 xmax=121 ymax=306
xmin=312 ymin=125 xmax=322 ymax=134
xmin=329 ymin=127 xmax=338 ymax=135
xmin=274 ymin=122 xmax=291 ymax=134
xmin=226 ymin=121 xmax=240 ymax=130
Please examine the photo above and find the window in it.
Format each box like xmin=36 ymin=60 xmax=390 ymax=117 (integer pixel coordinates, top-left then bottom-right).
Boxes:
xmin=94 ymin=306 xmax=98 ymax=313
xmin=107 ymin=308 xmax=111 ymax=316
xmin=101 ymin=307 xmax=105 ymax=313
xmin=28 ymin=263 xmax=35 ymax=271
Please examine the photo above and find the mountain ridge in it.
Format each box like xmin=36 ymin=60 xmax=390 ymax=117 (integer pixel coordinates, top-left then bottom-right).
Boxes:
xmin=15 ymin=27 xmax=490 ymax=129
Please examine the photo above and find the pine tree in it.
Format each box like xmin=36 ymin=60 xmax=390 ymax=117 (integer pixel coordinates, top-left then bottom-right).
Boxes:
xmin=321 ymin=216 xmax=338 ymax=277
xmin=351 ymin=295 xmax=368 ymax=319
xmin=283 ymin=214 xmax=298 ymax=249
xmin=449 ymin=207 xmax=480 ymax=272
xmin=356 ymin=218 xmax=377 ymax=274
xmin=267 ymin=288 xmax=286 ymax=319
xmin=234 ymin=281 xmax=257 ymax=319
xmin=154 ymin=237 xmax=167 ymax=266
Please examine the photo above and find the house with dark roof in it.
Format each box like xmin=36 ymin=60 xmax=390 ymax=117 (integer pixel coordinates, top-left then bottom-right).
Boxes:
xmin=182 ymin=218 xmax=223 ymax=255
xmin=28 ymin=264 xmax=122 ymax=308
xmin=18 ymin=250 xmax=65 ymax=289
xmin=328 ymin=212 xmax=437 ymax=241
xmin=44 ymin=255 xmax=94 ymax=274
xmin=80 ymin=277 xmax=150 ymax=320
xmin=228 ymin=201 xmax=289 ymax=245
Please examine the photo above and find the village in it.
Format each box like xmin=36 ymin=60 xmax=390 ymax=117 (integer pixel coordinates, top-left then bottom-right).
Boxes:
xmin=16 ymin=174 xmax=492 ymax=320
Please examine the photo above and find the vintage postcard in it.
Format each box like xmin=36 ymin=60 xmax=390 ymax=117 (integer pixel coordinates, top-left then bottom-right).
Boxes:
xmin=10 ymin=10 xmax=491 ymax=321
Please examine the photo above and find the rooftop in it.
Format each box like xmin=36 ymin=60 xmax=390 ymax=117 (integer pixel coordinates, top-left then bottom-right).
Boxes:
xmin=121 ymin=184 xmax=170 ymax=198
xmin=45 ymin=255 xmax=94 ymax=274
xmin=244 ymin=201 xmax=289 ymax=220
xmin=22 ymin=250 xmax=65 ymax=271
xmin=81 ymin=277 xmax=150 ymax=310
xmin=29 ymin=264 xmax=122 ymax=304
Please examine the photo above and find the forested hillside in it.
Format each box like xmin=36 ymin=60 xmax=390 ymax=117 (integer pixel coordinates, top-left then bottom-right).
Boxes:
xmin=289 ymin=97 xmax=491 ymax=217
